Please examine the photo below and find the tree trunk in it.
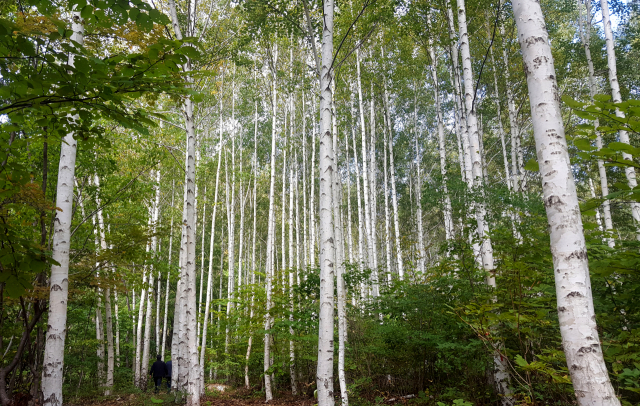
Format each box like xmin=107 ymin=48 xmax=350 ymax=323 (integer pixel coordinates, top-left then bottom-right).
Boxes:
xmin=382 ymin=73 xmax=404 ymax=280
xmin=456 ymin=0 xmax=511 ymax=399
xmin=245 ymin=100 xmax=259 ymax=389
xmin=356 ymin=50 xmax=373 ymax=272
xmin=161 ymin=182 xmax=175 ymax=361
xmin=94 ymin=174 xmax=114 ymax=394
xmin=41 ymin=11 xmax=83 ymax=406
xmin=427 ymin=39 xmax=454 ymax=241
xmin=383 ymin=123 xmax=392 ymax=282
xmin=316 ymin=0 xmax=336 ymax=401
xmin=351 ymin=91 xmax=365 ymax=271
xmin=200 ymin=115 xmax=223 ymax=377
xmin=577 ymin=0 xmax=614 ymax=247
xmin=512 ymin=1 xmax=620 ymax=403
xmin=264 ymin=44 xmax=279 ymax=401
xmin=599 ymin=0 xmax=640 ymax=239
xmin=333 ymin=82 xmax=348 ymax=406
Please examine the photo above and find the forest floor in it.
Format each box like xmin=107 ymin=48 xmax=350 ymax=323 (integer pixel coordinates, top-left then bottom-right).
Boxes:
xmin=65 ymin=386 xmax=316 ymax=406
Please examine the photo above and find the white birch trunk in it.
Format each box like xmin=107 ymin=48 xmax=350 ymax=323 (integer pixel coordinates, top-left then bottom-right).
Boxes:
xmin=346 ymin=141 xmax=355 ymax=264
xmin=512 ymin=1 xmax=620 ymax=403
xmin=288 ymin=87 xmax=297 ymax=394
xmin=168 ymin=0 xmax=199 ymax=398
xmin=351 ymin=93 xmax=365 ymax=270
xmin=383 ymin=124 xmax=392 ymax=282
xmin=457 ymin=0 xmax=511 ymax=399
xmin=599 ymin=0 xmax=640 ymax=239
xmin=428 ymin=41 xmax=454 ymax=241
xmin=264 ymin=45 xmax=279 ymax=401
xmin=197 ymin=187 xmax=207 ymax=345
xmin=142 ymin=170 xmax=161 ymax=389
xmin=369 ymin=82 xmax=379 ymax=282
xmin=316 ymin=0 xmax=336 ymax=401
xmin=161 ymin=183 xmax=175 ymax=360
xmin=382 ymin=75 xmax=404 ymax=280
xmin=577 ymin=0 xmax=614 ymax=247
xmin=303 ymin=94 xmax=310 ymax=269
xmin=356 ymin=51 xmax=373 ymax=271
xmin=245 ymin=101 xmax=259 ymax=389
xmin=485 ymin=20 xmax=511 ymax=190
xmin=413 ymin=92 xmax=426 ymax=273
xmin=94 ymin=174 xmax=114 ymax=394
xmin=201 ymin=121 xmax=223 ymax=374
xmin=333 ymin=84 xmax=348 ymax=406
xmin=41 ymin=11 xmax=83 ymax=406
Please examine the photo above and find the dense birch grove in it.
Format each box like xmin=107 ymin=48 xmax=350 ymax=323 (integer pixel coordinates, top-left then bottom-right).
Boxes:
xmin=2 ymin=0 xmax=640 ymax=405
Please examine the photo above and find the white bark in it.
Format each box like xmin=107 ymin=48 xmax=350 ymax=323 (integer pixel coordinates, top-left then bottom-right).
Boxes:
xmin=356 ymin=51 xmax=373 ymax=271
xmin=197 ymin=187 xmax=207 ymax=345
xmin=485 ymin=20 xmax=511 ymax=190
xmin=94 ymin=174 xmax=114 ymax=394
xmin=161 ymin=182 xmax=175 ymax=360
xmin=303 ymin=93 xmax=310 ymax=269
xmin=383 ymin=123 xmax=392 ymax=282
xmin=351 ymin=92 xmax=365 ymax=270
xmin=369 ymin=83 xmax=379 ymax=278
xmin=456 ymin=0 xmax=496 ymax=280
xmin=168 ymin=0 xmax=200 ymax=400
xmin=135 ymin=236 xmax=150 ymax=388
xmin=142 ymin=170 xmax=161 ymax=389
xmin=200 ymin=119 xmax=223 ymax=374
xmin=495 ymin=5 xmax=522 ymax=193
xmin=333 ymin=84 xmax=348 ymax=406
xmin=457 ymin=0 xmax=510 ymax=399
xmin=245 ymin=100 xmax=259 ymax=389
xmin=512 ymin=1 xmax=620 ymax=403
xmin=310 ymin=105 xmax=317 ymax=269
xmin=264 ymin=45 xmax=279 ymax=401
xmin=346 ymin=140 xmax=355 ymax=264
xmin=600 ymin=0 xmax=640 ymax=239
xmin=316 ymin=0 xmax=336 ymax=401
xmin=382 ymin=73 xmax=404 ymax=280
xmin=289 ymin=89 xmax=297 ymax=395
xmin=428 ymin=41 xmax=454 ymax=241
xmin=41 ymin=11 xmax=83 ymax=406
xmin=577 ymin=0 xmax=614 ymax=248
xmin=413 ymin=91 xmax=426 ymax=273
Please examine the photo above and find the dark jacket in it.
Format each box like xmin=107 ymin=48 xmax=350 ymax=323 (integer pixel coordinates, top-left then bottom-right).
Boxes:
xmin=166 ymin=361 xmax=172 ymax=378
xmin=150 ymin=360 xmax=168 ymax=378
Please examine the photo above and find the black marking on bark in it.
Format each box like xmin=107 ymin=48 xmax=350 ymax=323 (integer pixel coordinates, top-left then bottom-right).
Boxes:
xmin=557 ymin=306 xmax=566 ymax=312
xmin=567 ymin=250 xmax=588 ymax=261
xmin=577 ymin=346 xmax=594 ymax=354
xmin=566 ymin=291 xmax=583 ymax=298
xmin=533 ymin=55 xmax=548 ymax=70
xmin=544 ymin=195 xmax=562 ymax=208
xmin=524 ymin=36 xmax=545 ymax=47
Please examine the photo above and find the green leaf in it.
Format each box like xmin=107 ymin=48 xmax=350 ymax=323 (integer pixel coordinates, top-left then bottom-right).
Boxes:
xmin=608 ymin=142 xmax=640 ymax=156
xmin=594 ymin=94 xmax=612 ymax=103
xmin=574 ymin=138 xmax=595 ymax=152
xmin=581 ymin=198 xmax=605 ymax=213
xmin=562 ymin=95 xmax=584 ymax=109
xmin=150 ymin=397 xmax=164 ymax=404
xmin=80 ymin=5 xmax=93 ymax=20
xmin=524 ymin=158 xmax=539 ymax=172
xmin=515 ymin=355 xmax=528 ymax=367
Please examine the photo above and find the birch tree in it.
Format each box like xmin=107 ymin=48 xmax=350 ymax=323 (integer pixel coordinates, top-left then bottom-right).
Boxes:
xmin=41 ymin=11 xmax=84 ymax=406
xmin=512 ymin=0 xmax=620 ymax=403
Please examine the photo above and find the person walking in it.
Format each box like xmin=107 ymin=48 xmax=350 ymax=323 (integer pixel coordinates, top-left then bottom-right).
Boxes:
xmin=165 ymin=359 xmax=172 ymax=391
xmin=149 ymin=355 xmax=168 ymax=394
